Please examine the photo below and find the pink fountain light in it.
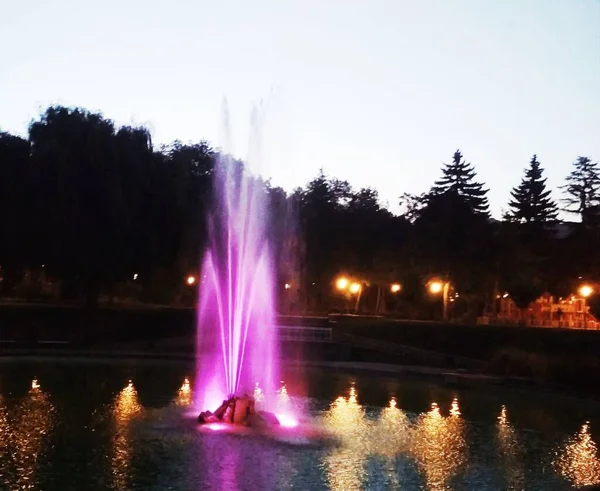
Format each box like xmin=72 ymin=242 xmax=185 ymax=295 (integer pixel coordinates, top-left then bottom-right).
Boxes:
xmin=275 ymin=414 xmax=298 ymax=428
xmin=195 ymin=108 xmax=278 ymax=411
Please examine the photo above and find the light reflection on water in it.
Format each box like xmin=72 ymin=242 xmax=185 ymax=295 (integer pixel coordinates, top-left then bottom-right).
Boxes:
xmin=322 ymin=385 xmax=370 ymax=490
xmin=0 ymin=379 xmax=56 ymax=490
xmin=496 ymin=405 xmax=525 ymax=490
xmin=553 ymin=422 xmax=600 ymax=488
xmin=111 ymin=380 xmax=144 ymax=491
xmin=411 ymin=399 xmax=468 ymax=490
xmin=174 ymin=377 xmax=192 ymax=407
xmin=0 ymin=369 xmax=599 ymax=490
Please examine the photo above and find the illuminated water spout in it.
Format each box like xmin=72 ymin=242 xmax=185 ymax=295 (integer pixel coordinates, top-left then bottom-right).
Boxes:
xmin=195 ymin=105 xmax=277 ymax=411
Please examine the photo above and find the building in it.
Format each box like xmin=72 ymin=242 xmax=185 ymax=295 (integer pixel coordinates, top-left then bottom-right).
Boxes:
xmin=478 ymin=291 xmax=598 ymax=329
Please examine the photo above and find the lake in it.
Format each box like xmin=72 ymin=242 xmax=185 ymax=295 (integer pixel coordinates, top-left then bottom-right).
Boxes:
xmin=0 ymin=357 xmax=598 ymax=490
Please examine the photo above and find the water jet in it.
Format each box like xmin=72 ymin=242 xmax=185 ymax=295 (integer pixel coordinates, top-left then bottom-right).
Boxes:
xmin=195 ymin=104 xmax=283 ymax=422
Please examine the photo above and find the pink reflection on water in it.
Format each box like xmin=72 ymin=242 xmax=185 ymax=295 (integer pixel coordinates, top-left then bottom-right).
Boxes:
xmin=276 ymin=414 xmax=298 ymax=428
xmin=206 ymin=423 xmax=228 ymax=432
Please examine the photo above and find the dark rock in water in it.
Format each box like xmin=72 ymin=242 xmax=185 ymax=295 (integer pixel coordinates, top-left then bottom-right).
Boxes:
xmin=198 ymin=395 xmax=258 ymax=426
xmin=197 ymin=411 xmax=218 ymax=424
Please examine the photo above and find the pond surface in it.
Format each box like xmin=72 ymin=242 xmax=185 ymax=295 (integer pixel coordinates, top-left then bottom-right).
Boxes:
xmin=0 ymin=357 xmax=599 ymax=490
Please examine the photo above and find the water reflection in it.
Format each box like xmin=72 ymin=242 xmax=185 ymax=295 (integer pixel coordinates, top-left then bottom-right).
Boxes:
xmin=0 ymin=394 xmax=9 ymax=482
xmin=411 ymin=400 xmax=468 ymax=491
xmin=175 ymin=377 xmax=192 ymax=406
xmin=321 ymin=388 xmax=472 ymax=490
xmin=112 ymin=380 xmax=144 ymax=491
xmin=374 ymin=397 xmax=411 ymax=457
xmin=553 ymin=422 xmax=600 ymax=488
xmin=322 ymin=385 xmax=368 ymax=490
xmin=11 ymin=379 xmax=56 ymax=490
xmin=496 ymin=405 xmax=524 ymax=490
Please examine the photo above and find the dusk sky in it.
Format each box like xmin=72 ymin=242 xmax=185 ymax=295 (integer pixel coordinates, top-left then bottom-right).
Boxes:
xmin=1 ymin=0 xmax=599 ymax=217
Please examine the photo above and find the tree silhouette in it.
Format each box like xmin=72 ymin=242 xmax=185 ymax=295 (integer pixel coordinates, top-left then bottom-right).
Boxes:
xmin=506 ymin=155 xmax=558 ymax=227
xmin=0 ymin=132 xmax=31 ymax=287
xmin=562 ymin=156 xmax=600 ymax=225
xmin=430 ymin=150 xmax=489 ymax=216
xmin=1 ymin=104 xmax=599 ymax=319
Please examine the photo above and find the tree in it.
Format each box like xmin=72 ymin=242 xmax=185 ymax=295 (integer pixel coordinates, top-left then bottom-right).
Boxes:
xmin=431 ymin=150 xmax=489 ymax=215
xmin=506 ymin=155 xmax=558 ymax=227
xmin=399 ymin=192 xmax=426 ymax=223
xmin=562 ymin=156 xmax=600 ymax=225
xmin=0 ymin=132 xmax=31 ymax=288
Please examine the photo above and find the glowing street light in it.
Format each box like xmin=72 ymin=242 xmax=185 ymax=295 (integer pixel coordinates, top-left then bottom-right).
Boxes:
xmin=427 ymin=279 xmax=451 ymax=321
xmin=578 ymin=284 xmax=594 ymax=330
xmin=429 ymin=281 xmax=443 ymax=294
xmin=186 ymin=275 xmax=196 ymax=286
xmin=390 ymin=283 xmax=401 ymax=293
xmin=284 ymin=283 xmax=291 ymax=290
xmin=336 ymin=277 xmax=349 ymax=291
xmin=349 ymin=282 xmax=361 ymax=294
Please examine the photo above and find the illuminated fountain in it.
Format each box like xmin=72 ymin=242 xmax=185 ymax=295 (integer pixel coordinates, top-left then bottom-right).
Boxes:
xmin=195 ymin=106 xmax=285 ymax=428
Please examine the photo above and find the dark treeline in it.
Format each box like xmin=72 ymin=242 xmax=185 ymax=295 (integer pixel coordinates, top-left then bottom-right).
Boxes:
xmin=1 ymin=106 xmax=599 ymax=319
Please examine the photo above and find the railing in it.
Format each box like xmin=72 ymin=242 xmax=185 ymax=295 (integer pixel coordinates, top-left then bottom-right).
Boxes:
xmin=277 ymin=325 xmax=333 ymax=342
xmin=477 ymin=316 xmax=599 ymax=330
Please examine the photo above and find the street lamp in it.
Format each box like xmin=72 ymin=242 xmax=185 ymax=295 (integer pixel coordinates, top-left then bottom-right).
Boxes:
xmin=284 ymin=283 xmax=291 ymax=290
xmin=429 ymin=281 xmax=443 ymax=294
xmin=390 ymin=283 xmax=401 ymax=293
xmin=579 ymin=284 xmax=593 ymax=329
xmin=187 ymin=275 xmax=196 ymax=286
xmin=336 ymin=277 xmax=349 ymax=291
xmin=579 ymin=284 xmax=593 ymax=298
xmin=428 ymin=279 xmax=450 ymax=321
xmin=349 ymin=282 xmax=362 ymax=313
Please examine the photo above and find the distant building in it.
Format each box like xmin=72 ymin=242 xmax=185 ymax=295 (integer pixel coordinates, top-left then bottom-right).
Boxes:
xmin=478 ymin=292 xmax=598 ymax=329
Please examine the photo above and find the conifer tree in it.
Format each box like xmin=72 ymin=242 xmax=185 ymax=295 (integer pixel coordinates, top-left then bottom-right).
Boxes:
xmin=431 ymin=150 xmax=489 ymax=215
xmin=506 ymin=154 xmax=558 ymax=226
xmin=562 ymin=156 xmax=600 ymax=224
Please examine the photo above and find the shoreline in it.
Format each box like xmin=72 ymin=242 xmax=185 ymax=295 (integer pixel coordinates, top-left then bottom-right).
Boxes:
xmin=1 ymin=348 xmax=598 ymax=406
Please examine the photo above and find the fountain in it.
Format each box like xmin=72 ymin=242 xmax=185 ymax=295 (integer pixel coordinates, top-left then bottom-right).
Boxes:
xmin=195 ymin=105 xmax=285 ymax=428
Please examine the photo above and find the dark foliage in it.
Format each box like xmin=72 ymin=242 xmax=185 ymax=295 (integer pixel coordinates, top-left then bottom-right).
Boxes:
xmin=0 ymin=106 xmax=597 ymax=319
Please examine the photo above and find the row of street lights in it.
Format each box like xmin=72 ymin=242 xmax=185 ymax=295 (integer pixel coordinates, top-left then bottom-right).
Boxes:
xmin=335 ymin=276 xmax=402 ymax=315
xmin=334 ymin=275 xmax=451 ymax=318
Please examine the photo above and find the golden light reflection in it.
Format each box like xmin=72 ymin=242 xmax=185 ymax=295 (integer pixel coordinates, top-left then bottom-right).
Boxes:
xmin=322 ymin=385 xmax=369 ymax=491
xmin=496 ymin=405 xmax=524 ymax=490
xmin=450 ymin=397 xmax=461 ymax=417
xmin=553 ymin=422 xmax=600 ymax=487
xmin=374 ymin=397 xmax=411 ymax=457
xmin=411 ymin=401 xmax=468 ymax=491
xmin=11 ymin=379 xmax=56 ymax=490
xmin=112 ymin=380 xmax=144 ymax=491
xmin=175 ymin=377 xmax=192 ymax=406
xmin=0 ymin=395 xmax=9 ymax=478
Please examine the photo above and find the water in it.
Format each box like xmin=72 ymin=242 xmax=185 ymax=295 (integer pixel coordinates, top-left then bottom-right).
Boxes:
xmin=196 ymin=104 xmax=277 ymax=410
xmin=1 ymin=358 xmax=600 ymax=490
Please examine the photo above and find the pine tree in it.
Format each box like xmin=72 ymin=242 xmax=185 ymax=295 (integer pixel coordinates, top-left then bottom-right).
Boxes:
xmin=430 ymin=150 xmax=489 ymax=215
xmin=562 ymin=156 xmax=600 ymax=224
xmin=506 ymin=155 xmax=558 ymax=225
